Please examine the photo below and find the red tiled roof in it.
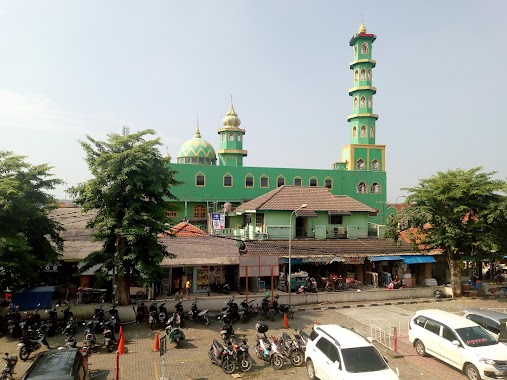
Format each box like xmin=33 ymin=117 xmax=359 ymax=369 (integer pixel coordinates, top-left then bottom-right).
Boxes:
xmin=166 ymin=221 xmax=208 ymax=237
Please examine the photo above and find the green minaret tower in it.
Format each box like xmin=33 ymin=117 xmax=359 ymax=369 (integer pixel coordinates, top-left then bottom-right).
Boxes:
xmin=342 ymin=22 xmax=385 ymax=172
xmin=217 ymin=101 xmax=247 ymax=167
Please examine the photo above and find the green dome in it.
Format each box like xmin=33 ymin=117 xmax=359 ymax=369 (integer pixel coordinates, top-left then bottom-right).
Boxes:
xmin=177 ymin=126 xmax=217 ymax=165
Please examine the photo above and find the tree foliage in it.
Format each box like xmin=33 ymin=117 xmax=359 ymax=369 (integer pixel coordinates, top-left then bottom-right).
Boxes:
xmin=68 ymin=128 xmax=178 ymax=305
xmin=399 ymin=167 xmax=507 ymax=296
xmin=0 ymin=151 xmax=64 ymax=287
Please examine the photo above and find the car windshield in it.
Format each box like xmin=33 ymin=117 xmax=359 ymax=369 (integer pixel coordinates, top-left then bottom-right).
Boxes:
xmin=341 ymin=346 xmax=388 ymax=373
xmin=456 ymin=326 xmax=498 ymax=347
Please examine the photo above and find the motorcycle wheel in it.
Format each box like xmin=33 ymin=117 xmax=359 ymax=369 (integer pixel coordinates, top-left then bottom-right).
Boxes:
xmin=175 ymin=339 xmax=181 ymax=348
xmin=204 ymin=315 xmax=210 ymax=326
xmin=19 ymin=346 xmax=31 ymax=361
xmin=239 ymin=354 xmax=253 ymax=372
xmin=271 ymin=354 xmax=284 ymax=370
xmin=107 ymin=344 xmax=114 ymax=353
xmin=289 ymin=310 xmax=295 ymax=319
xmin=221 ymin=357 xmax=236 ymax=374
xmin=290 ymin=350 xmax=304 ymax=367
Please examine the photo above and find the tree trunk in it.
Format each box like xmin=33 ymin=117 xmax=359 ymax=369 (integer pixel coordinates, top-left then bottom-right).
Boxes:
xmin=115 ymin=274 xmax=130 ymax=306
xmin=447 ymin=251 xmax=462 ymax=297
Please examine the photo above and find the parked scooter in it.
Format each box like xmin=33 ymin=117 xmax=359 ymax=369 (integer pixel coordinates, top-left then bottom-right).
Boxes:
xmin=240 ymin=299 xmax=257 ymax=321
xmin=174 ymin=299 xmax=185 ymax=328
xmin=277 ymin=332 xmax=304 ymax=367
xmin=44 ymin=307 xmax=58 ymax=337
xmin=225 ymin=335 xmax=253 ymax=372
xmin=83 ymin=321 xmax=98 ymax=351
xmin=148 ymin=302 xmax=158 ymax=329
xmin=219 ymin=318 xmax=235 ymax=342
xmin=62 ymin=306 xmax=74 ymax=327
xmin=272 ymin=295 xmax=295 ymax=319
xmin=187 ymin=300 xmax=210 ymax=325
xmin=108 ymin=304 xmax=121 ymax=333
xmin=293 ymin=329 xmax=309 ymax=353
xmin=92 ymin=304 xmax=105 ymax=331
xmin=254 ymin=322 xmax=284 ymax=370
xmin=208 ymin=339 xmax=236 ymax=374
xmin=6 ymin=304 xmax=22 ymax=339
xmin=0 ymin=353 xmax=18 ymax=380
xmin=259 ymin=295 xmax=276 ymax=321
xmin=218 ymin=296 xmax=241 ymax=323
xmin=210 ymin=281 xmax=231 ymax=294
xmin=102 ymin=320 xmax=116 ymax=353
xmin=17 ymin=326 xmax=50 ymax=361
xmin=165 ymin=314 xmax=185 ymax=348
xmin=158 ymin=303 xmax=168 ymax=327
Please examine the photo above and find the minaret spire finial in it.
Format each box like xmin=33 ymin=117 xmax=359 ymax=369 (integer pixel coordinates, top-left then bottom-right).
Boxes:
xmin=193 ymin=115 xmax=201 ymax=138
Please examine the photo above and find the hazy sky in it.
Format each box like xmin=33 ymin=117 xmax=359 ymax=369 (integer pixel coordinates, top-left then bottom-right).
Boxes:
xmin=1 ymin=1 xmax=505 ymax=203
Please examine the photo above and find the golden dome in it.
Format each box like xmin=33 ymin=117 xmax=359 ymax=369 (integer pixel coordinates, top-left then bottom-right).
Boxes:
xmin=359 ymin=22 xmax=366 ymax=34
xmin=222 ymin=103 xmax=241 ymax=128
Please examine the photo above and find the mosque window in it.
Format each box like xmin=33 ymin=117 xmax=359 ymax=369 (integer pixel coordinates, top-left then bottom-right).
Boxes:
xmin=245 ymin=175 xmax=254 ymax=187
xmin=368 ymin=96 xmax=372 ymax=109
xmin=356 ymin=159 xmax=365 ymax=170
xmin=371 ymin=159 xmax=380 ymax=170
xmin=260 ymin=176 xmax=269 ymax=188
xmin=221 ymin=132 xmax=226 ymax=142
xmin=354 ymin=70 xmax=358 ymax=82
xmin=198 ymin=157 xmax=204 ymax=164
xmin=361 ymin=42 xmax=368 ymax=54
xmin=368 ymin=69 xmax=372 ymax=81
xmin=360 ymin=69 xmax=366 ymax=81
xmin=294 ymin=177 xmax=302 ymax=186
xmin=357 ymin=182 xmax=367 ymax=193
xmin=370 ymin=182 xmax=381 ymax=193
xmin=325 ymin=179 xmax=332 ymax=189
xmin=185 ymin=157 xmax=191 ymax=163
xmin=193 ymin=205 xmax=206 ymax=218
xmin=237 ymin=133 xmax=242 ymax=142
xmin=352 ymin=127 xmax=357 ymax=138
xmin=277 ymin=176 xmax=285 ymax=187
xmin=165 ymin=210 xmax=177 ymax=218
xmin=223 ymin=174 xmax=232 ymax=187
xmin=354 ymin=45 xmax=357 ymax=57
xmin=309 ymin=178 xmax=318 ymax=187
xmin=195 ymin=174 xmax=205 ymax=186
xmin=370 ymin=125 xmax=375 ymax=138
xmin=360 ymin=125 xmax=366 ymax=138
xmin=360 ymin=96 xmax=366 ymax=108
xmin=353 ymin=97 xmax=358 ymax=109
xmin=228 ymin=132 xmax=234 ymax=141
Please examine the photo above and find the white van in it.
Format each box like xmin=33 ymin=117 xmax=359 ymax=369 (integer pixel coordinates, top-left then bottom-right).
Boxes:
xmin=408 ymin=309 xmax=507 ymax=380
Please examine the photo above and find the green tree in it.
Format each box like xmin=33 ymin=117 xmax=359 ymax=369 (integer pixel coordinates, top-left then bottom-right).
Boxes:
xmin=69 ymin=128 xmax=178 ymax=305
xmin=0 ymin=151 xmax=64 ymax=287
xmin=399 ymin=167 xmax=507 ymax=297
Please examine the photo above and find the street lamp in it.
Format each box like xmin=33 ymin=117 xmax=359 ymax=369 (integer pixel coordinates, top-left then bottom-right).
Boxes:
xmin=375 ymin=200 xmax=387 ymax=224
xmin=288 ymin=203 xmax=307 ymax=307
xmin=395 ymin=195 xmax=406 ymax=209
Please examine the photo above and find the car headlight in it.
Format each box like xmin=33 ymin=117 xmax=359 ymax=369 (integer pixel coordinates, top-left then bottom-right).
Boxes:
xmin=479 ymin=357 xmax=496 ymax=365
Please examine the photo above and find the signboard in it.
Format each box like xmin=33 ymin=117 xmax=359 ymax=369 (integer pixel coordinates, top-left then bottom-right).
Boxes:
xmin=239 ymin=256 xmax=279 ymax=277
xmin=212 ymin=213 xmax=224 ymax=230
xmin=343 ymin=256 xmax=364 ymax=265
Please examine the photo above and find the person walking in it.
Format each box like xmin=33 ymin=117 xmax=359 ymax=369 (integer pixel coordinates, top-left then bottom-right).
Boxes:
xmin=185 ymin=279 xmax=191 ymax=300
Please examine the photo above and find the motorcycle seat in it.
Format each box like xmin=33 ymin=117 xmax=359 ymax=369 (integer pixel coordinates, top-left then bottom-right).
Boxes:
xmin=198 ymin=310 xmax=208 ymax=317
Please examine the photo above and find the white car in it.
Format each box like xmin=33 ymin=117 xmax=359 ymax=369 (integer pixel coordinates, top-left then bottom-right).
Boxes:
xmin=305 ymin=324 xmax=399 ymax=380
xmin=463 ymin=308 xmax=507 ymax=344
xmin=409 ymin=309 xmax=507 ymax=380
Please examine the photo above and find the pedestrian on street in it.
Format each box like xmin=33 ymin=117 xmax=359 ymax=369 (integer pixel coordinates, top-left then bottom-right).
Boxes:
xmin=185 ymin=279 xmax=191 ymax=300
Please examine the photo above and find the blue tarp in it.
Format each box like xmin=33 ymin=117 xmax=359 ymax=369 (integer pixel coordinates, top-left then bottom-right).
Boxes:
xmin=12 ymin=286 xmax=56 ymax=310
xmin=403 ymin=255 xmax=436 ymax=264
xmin=368 ymin=256 xmax=403 ymax=262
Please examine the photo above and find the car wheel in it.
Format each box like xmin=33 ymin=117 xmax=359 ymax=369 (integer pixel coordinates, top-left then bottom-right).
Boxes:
xmin=415 ymin=339 xmax=427 ymax=357
xmin=465 ymin=363 xmax=481 ymax=380
xmin=306 ymin=359 xmax=319 ymax=380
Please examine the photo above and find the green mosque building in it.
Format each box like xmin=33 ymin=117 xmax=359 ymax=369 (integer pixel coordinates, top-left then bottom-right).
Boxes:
xmin=166 ymin=22 xmax=387 ymax=229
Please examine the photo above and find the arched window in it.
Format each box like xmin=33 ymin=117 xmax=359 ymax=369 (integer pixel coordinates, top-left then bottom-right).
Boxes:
xmin=221 ymin=132 xmax=226 ymax=142
xmin=370 ymin=182 xmax=381 ymax=193
xmin=237 ymin=133 xmax=242 ymax=142
xmin=370 ymin=126 xmax=375 ymax=138
xmin=352 ymin=126 xmax=357 ymax=138
xmin=354 ymin=45 xmax=358 ymax=57
xmin=193 ymin=205 xmax=206 ymax=218
xmin=294 ymin=177 xmax=302 ymax=186
xmin=195 ymin=173 xmax=205 ymax=186
xmin=367 ymin=69 xmax=372 ymax=81
xmin=371 ymin=159 xmax=380 ymax=170
xmin=360 ymin=125 xmax=366 ymax=138
xmin=324 ymin=178 xmax=332 ymax=189
xmin=354 ymin=70 xmax=358 ymax=82
xmin=277 ymin=176 xmax=285 ymax=187
xmin=360 ymin=96 xmax=366 ymax=108
xmin=357 ymin=182 xmax=367 ymax=193
xmin=361 ymin=42 xmax=368 ymax=54
xmin=228 ymin=132 xmax=234 ymax=141
xmin=360 ymin=69 xmax=366 ymax=80
xmin=245 ymin=175 xmax=254 ymax=187
xmin=368 ymin=96 xmax=372 ymax=108
xmin=260 ymin=176 xmax=269 ymax=188
xmin=223 ymin=174 xmax=232 ymax=187
xmin=353 ymin=97 xmax=358 ymax=108
xmin=356 ymin=159 xmax=365 ymax=170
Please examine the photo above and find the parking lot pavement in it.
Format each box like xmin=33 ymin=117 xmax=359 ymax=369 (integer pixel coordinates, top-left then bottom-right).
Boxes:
xmin=2 ymin=296 xmax=507 ymax=379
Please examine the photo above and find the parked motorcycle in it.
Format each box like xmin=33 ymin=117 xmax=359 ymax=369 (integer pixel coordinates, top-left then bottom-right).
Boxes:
xmin=208 ymin=339 xmax=236 ymax=374
xmin=83 ymin=321 xmax=98 ymax=351
xmin=108 ymin=304 xmax=121 ymax=332
xmin=63 ymin=332 xmax=77 ymax=349
xmin=92 ymin=304 xmax=105 ymax=332
xmin=62 ymin=315 xmax=78 ymax=336
xmin=210 ymin=281 xmax=231 ymax=294
xmin=0 ymin=353 xmax=17 ymax=380
xmin=17 ymin=326 xmax=50 ymax=361
xmin=272 ymin=294 xmax=295 ymax=319
xmin=254 ymin=322 xmax=284 ymax=370
xmin=158 ymin=303 xmax=168 ymax=327
xmin=174 ymin=299 xmax=185 ymax=328
xmin=44 ymin=307 xmax=58 ymax=336
xmin=62 ymin=306 xmax=74 ymax=327
xmin=218 ymin=296 xmax=241 ymax=323
xmin=102 ymin=320 xmax=116 ymax=353
xmin=259 ymin=295 xmax=276 ymax=321
xmin=297 ymin=278 xmax=318 ymax=294
xmin=6 ymin=304 xmax=22 ymax=339
xmin=187 ymin=300 xmax=210 ymax=325
xmin=240 ymin=299 xmax=257 ymax=321
xmin=219 ymin=318 xmax=235 ymax=342
xmin=277 ymin=332 xmax=304 ymax=367
xmin=148 ymin=302 xmax=159 ymax=330
xmin=293 ymin=329 xmax=309 ymax=353
xmin=225 ymin=335 xmax=253 ymax=372
xmin=165 ymin=314 xmax=185 ymax=348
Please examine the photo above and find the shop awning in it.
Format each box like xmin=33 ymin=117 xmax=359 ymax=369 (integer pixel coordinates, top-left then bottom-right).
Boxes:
xmin=368 ymin=256 xmax=403 ymax=262
xmin=403 ymin=255 xmax=436 ymax=264
xmin=280 ymin=256 xmax=343 ymax=264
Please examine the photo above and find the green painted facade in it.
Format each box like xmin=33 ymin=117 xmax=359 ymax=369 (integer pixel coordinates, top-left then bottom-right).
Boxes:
xmin=166 ymin=23 xmax=387 ymax=227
